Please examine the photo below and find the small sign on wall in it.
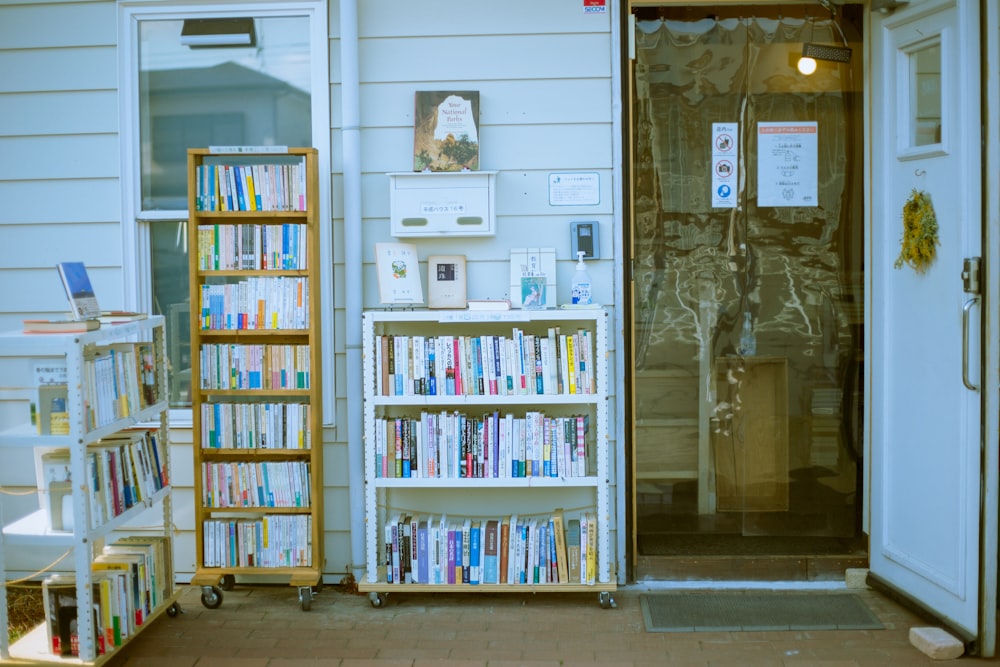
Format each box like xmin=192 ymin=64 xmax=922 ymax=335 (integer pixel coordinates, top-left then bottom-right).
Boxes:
xmin=757 ymin=122 xmax=818 ymax=207
xmin=548 ymin=172 xmax=600 ymax=206
xmin=712 ymin=122 xmax=739 ymax=208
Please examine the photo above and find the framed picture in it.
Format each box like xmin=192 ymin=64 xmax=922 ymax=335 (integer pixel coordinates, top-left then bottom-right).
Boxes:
xmin=509 ymin=247 xmax=557 ymax=309
xmin=375 ymin=243 xmax=423 ymax=305
xmin=427 ymin=255 xmax=467 ymax=309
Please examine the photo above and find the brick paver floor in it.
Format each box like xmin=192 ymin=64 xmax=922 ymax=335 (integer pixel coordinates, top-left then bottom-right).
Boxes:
xmin=101 ymin=582 xmax=1000 ymax=666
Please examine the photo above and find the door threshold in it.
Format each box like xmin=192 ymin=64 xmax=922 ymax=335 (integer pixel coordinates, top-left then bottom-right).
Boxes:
xmin=635 ymin=553 xmax=868 ymax=582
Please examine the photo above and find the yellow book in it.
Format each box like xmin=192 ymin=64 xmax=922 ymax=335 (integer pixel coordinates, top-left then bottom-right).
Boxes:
xmin=585 ymin=511 xmax=597 ymax=585
xmin=566 ymin=335 xmax=577 ymax=394
xmin=552 ymin=509 xmax=569 ymax=584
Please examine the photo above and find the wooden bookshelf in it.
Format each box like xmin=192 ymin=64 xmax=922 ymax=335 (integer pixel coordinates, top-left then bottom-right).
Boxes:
xmin=186 ymin=147 xmax=323 ymax=611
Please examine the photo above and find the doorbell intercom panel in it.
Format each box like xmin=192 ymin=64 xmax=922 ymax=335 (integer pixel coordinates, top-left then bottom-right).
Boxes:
xmin=571 ymin=221 xmax=599 ymax=260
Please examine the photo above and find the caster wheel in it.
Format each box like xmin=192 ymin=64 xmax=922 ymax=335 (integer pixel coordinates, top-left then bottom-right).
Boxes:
xmin=368 ymin=592 xmax=386 ymax=608
xmin=220 ymin=574 xmax=236 ymax=591
xmin=299 ymin=587 xmax=313 ymax=612
xmin=166 ymin=602 xmax=181 ymax=617
xmin=599 ymin=592 xmax=616 ymax=609
xmin=201 ymin=586 xmax=224 ymax=609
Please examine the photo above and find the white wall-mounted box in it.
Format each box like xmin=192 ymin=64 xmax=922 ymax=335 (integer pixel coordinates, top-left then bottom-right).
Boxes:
xmin=388 ymin=171 xmax=497 ymax=237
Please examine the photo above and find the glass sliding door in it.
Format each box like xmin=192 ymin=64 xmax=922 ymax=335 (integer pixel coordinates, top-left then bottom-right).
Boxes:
xmin=629 ymin=6 xmax=865 ymax=570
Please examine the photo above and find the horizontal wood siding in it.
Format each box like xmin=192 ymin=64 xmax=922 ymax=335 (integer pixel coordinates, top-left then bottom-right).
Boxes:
xmin=353 ymin=0 xmax=619 ymax=571
xmin=0 ymin=0 xmax=620 ymax=582
xmin=0 ymin=0 xmax=126 ymax=568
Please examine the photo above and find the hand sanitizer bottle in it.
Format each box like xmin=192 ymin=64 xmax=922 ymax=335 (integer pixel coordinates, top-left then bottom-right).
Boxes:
xmin=738 ymin=311 xmax=756 ymax=356
xmin=571 ymin=251 xmax=593 ymax=306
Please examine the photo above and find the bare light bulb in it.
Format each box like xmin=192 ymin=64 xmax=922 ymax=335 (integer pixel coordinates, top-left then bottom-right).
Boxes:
xmin=797 ymin=56 xmax=817 ymax=75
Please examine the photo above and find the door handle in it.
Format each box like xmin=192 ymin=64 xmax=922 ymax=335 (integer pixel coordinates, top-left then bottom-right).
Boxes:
xmin=963 ymin=296 xmax=980 ymax=391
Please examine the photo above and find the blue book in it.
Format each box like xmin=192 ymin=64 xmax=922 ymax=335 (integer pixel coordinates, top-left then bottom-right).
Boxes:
xmin=417 ymin=518 xmax=429 ymax=584
xmin=469 ymin=521 xmax=481 ymax=585
xmin=447 ymin=525 xmax=457 ymax=584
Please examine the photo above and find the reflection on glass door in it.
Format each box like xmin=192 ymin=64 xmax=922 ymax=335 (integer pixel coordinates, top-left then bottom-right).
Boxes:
xmin=630 ymin=6 xmax=865 ymax=566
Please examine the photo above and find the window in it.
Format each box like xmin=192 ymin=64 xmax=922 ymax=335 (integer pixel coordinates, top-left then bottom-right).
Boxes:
xmin=120 ymin=4 xmax=329 ymax=413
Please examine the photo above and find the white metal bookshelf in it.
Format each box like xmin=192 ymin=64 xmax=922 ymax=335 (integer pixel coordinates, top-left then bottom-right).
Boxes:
xmin=0 ymin=316 xmax=178 ymax=664
xmin=359 ymin=308 xmax=615 ymax=608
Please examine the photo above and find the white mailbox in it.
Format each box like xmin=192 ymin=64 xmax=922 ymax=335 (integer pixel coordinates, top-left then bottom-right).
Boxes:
xmin=388 ymin=171 xmax=497 ymax=237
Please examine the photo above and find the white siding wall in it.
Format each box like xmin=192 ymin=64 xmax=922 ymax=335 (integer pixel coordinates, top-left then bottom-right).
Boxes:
xmin=0 ymin=0 xmax=128 ymax=573
xmin=0 ymin=0 xmax=619 ymax=581
xmin=352 ymin=0 xmax=620 ymax=568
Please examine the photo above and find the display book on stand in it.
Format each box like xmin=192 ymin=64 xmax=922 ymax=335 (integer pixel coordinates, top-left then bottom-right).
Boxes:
xmin=359 ymin=308 xmax=616 ymax=609
xmin=0 ymin=315 xmax=179 ymax=664
xmin=186 ymin=146 xmax=323 ymax=612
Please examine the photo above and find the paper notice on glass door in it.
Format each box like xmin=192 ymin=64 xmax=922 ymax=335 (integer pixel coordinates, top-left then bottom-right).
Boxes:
xmin=757 ymin=122 xmax=818 ymax=207
xmin=712 ymin=123 xmax=738 ymax=208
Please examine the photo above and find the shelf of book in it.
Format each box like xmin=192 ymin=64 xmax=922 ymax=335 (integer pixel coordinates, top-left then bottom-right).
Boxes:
xmin=187 ymin=147 xmax=323 ymax=612
xmin=359 ymin=309 xmax=616 ymax=608
xmin=0 ymin=316 xmax=178 ymax=663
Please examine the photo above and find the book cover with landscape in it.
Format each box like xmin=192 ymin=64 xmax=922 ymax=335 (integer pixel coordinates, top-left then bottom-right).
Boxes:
xmin=413 ymin=91 xmax=480 ymax=172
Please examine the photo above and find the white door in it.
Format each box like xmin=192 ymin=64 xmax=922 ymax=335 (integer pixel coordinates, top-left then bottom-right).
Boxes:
xmin=870 ymin=0 xmax=988 ymax=645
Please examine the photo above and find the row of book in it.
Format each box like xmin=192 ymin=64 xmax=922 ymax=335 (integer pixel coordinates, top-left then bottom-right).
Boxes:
xmin=199 ymin=276 xmax=309 ymax=330
xmin=196 ymin=223 xmax=308 ymax=271
xmin=384 ymin=510 xmax=598 ymax=586
xmin=199 ymin=343 xmax=311 ymax=390
xmin=194 ymin=161 xmax=307 ymax=212
xmin=202 ymin=514 xmax=312 ymax=568
xmin=40 ymin=429 xmax=168 ymax=532
xmin=83 ymin=342 xmax=158 ymax=431
xmin=201 ymin=460 xmax=311 ymax=508
xmin=43 ymin=535 xmax=171 ymax=657
xmin=374 ymin=327 xmax=596 ymax=398
xmin=200 ymin=402 xmax=312 ymax=449
xmin=374 ymin=411 xmax=589 ymax=480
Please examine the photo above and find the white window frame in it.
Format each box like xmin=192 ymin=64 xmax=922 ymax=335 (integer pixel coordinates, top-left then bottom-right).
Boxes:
xmin=117 ymin=1 xmax=334 ymax=426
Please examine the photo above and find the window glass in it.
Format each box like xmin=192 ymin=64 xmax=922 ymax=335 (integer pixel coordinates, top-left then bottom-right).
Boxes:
xmin=910 ymin=42 xmax=941 ymax=147
xmin=138 ymin=16 xmax=311 ymax=407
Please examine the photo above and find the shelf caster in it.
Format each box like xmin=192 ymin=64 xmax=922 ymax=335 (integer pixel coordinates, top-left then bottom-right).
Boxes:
xmin=298 ymin=586 xmax=313 ymax=611
xmin=166 ymin=602 xmax=181 ymax=617
xmin=219 ymin=574 xmax=236 ymax=591
xmin=599 ymin=591 xmax=616 ymax=609
xmin=201 ymin=585 xmax=224 ymax=609
xmin=369 ymin=592 xmax=387 ymax=608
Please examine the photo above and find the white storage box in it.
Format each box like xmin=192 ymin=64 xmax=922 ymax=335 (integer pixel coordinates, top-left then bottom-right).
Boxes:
xmin=389 ymin=171 xmax=497 ymax=237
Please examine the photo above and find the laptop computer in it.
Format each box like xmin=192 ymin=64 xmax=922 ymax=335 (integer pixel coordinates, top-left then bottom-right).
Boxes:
xmin=57 ymin=261 xmax=101 ymax=321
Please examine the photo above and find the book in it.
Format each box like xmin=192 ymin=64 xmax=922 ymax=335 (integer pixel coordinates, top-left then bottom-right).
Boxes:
xmin=375 ymin=242 xmax=423 ymax=305
xmin=23 ymin=318 xmax=100 ymax=334
xmin=552 ymin=509 xmax=569 ymax=584
xmin=98 ymin=311 xmax=148 ymax=324
xmin=469 ymin=520 xmax=482 ymax=584
xmin=509 ymin=248 xmax=557 ymax=310
xmin=57 ymin=261 xmax=101 ymax=321
xmin=566 ymin=518 xmax=582 ymax=584
xmin=427 ymin=255 xmax=467 ymax=309
xmin=43 ymin=574 xmax=105 ymax=657
xmin=483 ymin=519 xmax=499 ymax=584
xmin=413 ymin=90 xmax=480 ymax=172
xmin=499 ymin=515 xmax=511 ymax=584
xmin=38 ymin=449 xmax=74 ymax=532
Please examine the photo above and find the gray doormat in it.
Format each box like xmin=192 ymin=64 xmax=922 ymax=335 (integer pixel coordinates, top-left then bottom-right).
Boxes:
xmin=640 ymin=592 xmax=884 ymax=632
